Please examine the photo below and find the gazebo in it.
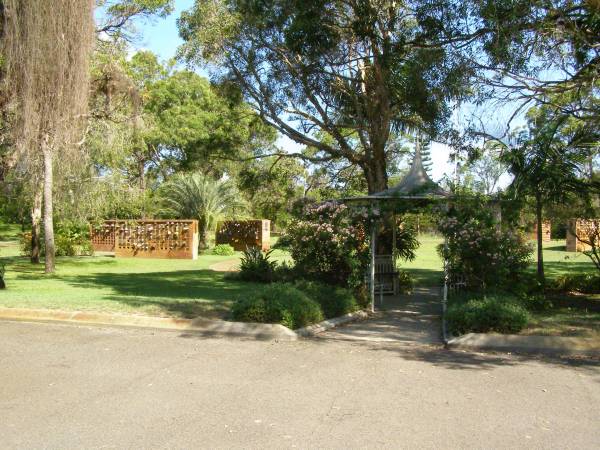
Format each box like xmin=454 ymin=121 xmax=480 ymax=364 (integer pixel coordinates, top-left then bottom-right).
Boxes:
xmin=342 ymin=143 xmax=451 ymax=311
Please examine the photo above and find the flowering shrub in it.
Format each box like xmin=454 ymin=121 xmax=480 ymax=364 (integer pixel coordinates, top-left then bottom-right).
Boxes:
xmin=281 ymin=201 xmax=373 ymax=287
xmin=438 ymin=211 xmax=532 ymax=291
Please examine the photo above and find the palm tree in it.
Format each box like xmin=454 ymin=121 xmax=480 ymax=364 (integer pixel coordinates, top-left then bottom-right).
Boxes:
xmin=493 ymin=112 xmax=587 ymax=286
xmin=160 ymin=172 xmax=246 ymax=249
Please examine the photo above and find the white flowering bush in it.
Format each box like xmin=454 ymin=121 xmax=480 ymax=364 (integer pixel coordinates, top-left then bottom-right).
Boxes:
xmin=438 ymin=207 xmax=532 ymax=291
xmin=283 ymin=201 xmax=373 ymax=287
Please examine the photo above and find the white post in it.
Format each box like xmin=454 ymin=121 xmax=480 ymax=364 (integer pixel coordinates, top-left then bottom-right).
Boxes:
xmin=370 ymin=221 xmax=376 ymax=313
xmin=442 ymin=236 xmax=449 ymax=341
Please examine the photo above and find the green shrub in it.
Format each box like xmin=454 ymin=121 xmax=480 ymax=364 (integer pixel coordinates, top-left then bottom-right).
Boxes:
xmin=447 ymin=296 xmax=529 ymax=335
xmin=293 ymin=280 xmax=358 ymax=318
xmin=20 ymin=222 xmax=93 ymax=257
xmin=552 ymin=273 xmax=600 ymax=294
xmin=239 ymin=247 xmax=277 ymax=283
xmin=281 ymin=201 xmax=370 ymax=288
xmin=232 ymin=283 xmax=323 ymax=329
xmin=212 ymin=244 xmax=235 ymax=256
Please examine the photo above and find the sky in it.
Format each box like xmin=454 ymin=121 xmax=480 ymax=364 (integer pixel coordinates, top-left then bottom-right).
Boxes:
xmin=131 ymin=0 xmax=507 ymax=186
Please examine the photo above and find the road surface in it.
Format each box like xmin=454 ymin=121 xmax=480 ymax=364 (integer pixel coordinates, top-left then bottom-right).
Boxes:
xmin=1 ymin=320 xmax=599 ymax=449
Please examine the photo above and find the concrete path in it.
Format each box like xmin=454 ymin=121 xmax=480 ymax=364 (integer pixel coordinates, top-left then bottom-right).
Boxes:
xmin=1 ymin=320 xmax=599 ymax=449
xmin=320 ymin=286 xmax=442 ymax=345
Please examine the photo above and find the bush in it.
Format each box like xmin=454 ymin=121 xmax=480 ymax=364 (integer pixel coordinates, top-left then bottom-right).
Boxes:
xmin=281 ymin=201 xmax=371 ymax=287
xmin=552 ymin=273 xmax=600 ymax=294
xmin=212 ymin=244 xmax=235 ymax=256
xmin=293 ymin=280 xmax=358 ymax=318
xmin=438 ymin=197 xmax=532 ymax=292
xmin=239 ymin=247 xmax=277 ymax=283
xmin=232 ymin=283 xmax=323 ymax=329
xmin=20 ymin=222 xmax=93 ymax=257
xmin=447 ymin=296 xmax=529 ymax=335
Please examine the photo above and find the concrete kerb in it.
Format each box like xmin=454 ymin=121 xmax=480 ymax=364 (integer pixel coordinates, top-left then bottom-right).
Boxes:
xmin=0 ymin=308 xmax=298 ymax=341
xmin=447 ymin=332 xmax=600 ymax=358
xmin=0 ymin=307 xmax=370 ymax=341
xmin=295 ymin=310 xmax=370 ymax=337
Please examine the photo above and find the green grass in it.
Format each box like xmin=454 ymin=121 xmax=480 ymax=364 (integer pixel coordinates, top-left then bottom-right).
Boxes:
xmin=1 ymin=223 xmax=597 ymax=330
xmin=399 ymin=234 xmax=444 ymax=286
xmin=523 ymin=296 xmax=600 ymax=338
xmin=0 ymin=239 xmax=267 ymax=319
xmin=0 ymin=223 xmax=22 ymax=242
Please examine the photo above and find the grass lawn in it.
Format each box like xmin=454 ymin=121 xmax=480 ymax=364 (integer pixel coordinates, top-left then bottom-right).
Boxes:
xmin=0 ymin=239 xmax=269 ymax=319
xmin=402 ymin=236 xmax=597 ymax=287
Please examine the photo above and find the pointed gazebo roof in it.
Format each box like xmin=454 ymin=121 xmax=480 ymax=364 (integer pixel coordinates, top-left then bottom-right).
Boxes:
xmin=373 ymin=142 xmax=448 ymax=199
xmin=343 ymin=140 xmax=449 ymax=202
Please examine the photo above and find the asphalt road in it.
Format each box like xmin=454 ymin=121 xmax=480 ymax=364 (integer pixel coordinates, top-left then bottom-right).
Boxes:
xmin=1 ymin=320 xmax=599 ymax=449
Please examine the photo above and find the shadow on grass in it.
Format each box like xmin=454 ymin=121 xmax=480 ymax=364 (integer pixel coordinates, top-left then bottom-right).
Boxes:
xmin=63 ymin=269 xmax=264 ymax=318
xmin=545 ymin=244 xmax=567 ymax=252
xmin=543 ymin=261 xmax=596 ymax=279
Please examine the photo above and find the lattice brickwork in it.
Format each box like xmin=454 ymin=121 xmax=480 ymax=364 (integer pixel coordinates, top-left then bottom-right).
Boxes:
xmin=566 ymin=218 xmax=600 ymax=252
xmin=216 ymin=220 xmax=270 ymax=251
xmin=91 ymin=220 xmax=199 ymax=259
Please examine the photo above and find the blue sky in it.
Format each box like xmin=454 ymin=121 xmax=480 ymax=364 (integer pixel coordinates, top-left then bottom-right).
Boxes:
xmin=129 ymin=1 xmax=509 ymax=186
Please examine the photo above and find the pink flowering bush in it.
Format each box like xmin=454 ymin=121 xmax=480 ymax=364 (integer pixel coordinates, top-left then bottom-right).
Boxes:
xmin=438 ymin=204 xmax=532 ymax=291
xmin=281 ymin=201 xmax=372 ymax=287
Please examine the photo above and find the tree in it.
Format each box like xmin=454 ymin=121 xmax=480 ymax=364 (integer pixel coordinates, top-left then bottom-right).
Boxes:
xmin=178 ymin=0 xmax=472 ymax=193
xmin=494 ymin=109 xmax=590 ymax=285
xmin=96 ymin=0 xmax=174 ymax=41
xmin=237 ymin=156 xmax=305 ymax=227
xmin=159 ymin=172 xmax=246 ymax=249
xmin=3 ymin=0 xmax=95 ymax=273
xmin=417 ymin=134 xmax=433 ymax=176
xmin=466 ymin=145 xmax=507 ymax=195
xmin=419 ymin=0 xmax=600 ymax=125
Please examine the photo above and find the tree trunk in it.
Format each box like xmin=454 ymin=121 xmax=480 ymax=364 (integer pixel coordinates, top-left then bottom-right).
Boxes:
xmin=30 ymin=181 xmax=43 ymax=264
xmin=363 ymin=154 xmax=388 ymax=194
xmin=42 ymin=141 xmax=55 ymax=274
xmin=535 ymin=192 xmax=545 ymax=286
xmin=138 ymin=157 xmax=146 ymax=191
xmin=198 ymin=219 xmax=209 ymax=251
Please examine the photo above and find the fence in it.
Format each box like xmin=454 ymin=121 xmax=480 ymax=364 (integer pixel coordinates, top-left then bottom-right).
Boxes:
xmin=215 ymin=220 xmax=270 ymax=251
xmin=90 ymin=220 xmax=199 ymax=259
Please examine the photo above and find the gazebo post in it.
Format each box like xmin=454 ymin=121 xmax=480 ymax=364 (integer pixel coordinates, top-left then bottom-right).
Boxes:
xmin=370 ymin=220 xmax=377 ymax=313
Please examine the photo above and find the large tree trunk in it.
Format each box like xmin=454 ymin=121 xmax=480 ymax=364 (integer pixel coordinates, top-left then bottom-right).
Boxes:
xmin=30 ymin=181 xmax=43 ymax=264
xmin=42 ymin=140 xmax=55 ymax=274
xmin=535 ymin=191 xmax=545 ymax=286
xmin=363 ymin=154 xmax=388 ymax=194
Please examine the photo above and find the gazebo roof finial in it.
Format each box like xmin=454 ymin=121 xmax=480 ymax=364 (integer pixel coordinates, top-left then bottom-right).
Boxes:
xmin=372 ymin=134 xmax=448 ymax=198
